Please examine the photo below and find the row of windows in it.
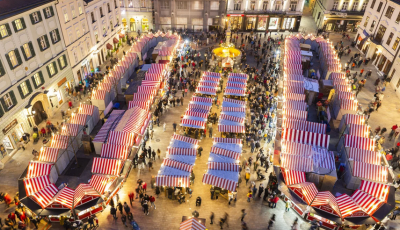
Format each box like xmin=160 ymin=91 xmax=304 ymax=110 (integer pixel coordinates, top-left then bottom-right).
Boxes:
xmin=63 ymin=1 xmax=84 ymax=23
xmin=0 ymin=55 xmax=68 ymax=117
xmin=332 ymin=1 xmax=368 ymax=11
xmin=231 ymin=1 xmax=297 ymax=11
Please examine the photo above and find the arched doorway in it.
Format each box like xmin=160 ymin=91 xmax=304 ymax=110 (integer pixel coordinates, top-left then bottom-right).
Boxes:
xmin=32 ymin=101 xmax=47 ymax=126
xmin=130 ymin=18 xmax=135 ymax=32
xmin=122 ymin=18 xmax=127 ymax=30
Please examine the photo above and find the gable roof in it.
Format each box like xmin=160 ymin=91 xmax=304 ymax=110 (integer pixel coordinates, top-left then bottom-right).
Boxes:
xmin=0 ymin=0 xmax=54 ymax=21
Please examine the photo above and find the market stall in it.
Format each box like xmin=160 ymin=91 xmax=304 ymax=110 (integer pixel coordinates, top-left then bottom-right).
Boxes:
xmin=282 ymin=119 xmax=326 ymax=134
xmin=38 ymin=146 xmax=70 ymax=176
xmin=91 ymin=90 xmax=111 ymax=111
xmin=91 ymin=157 xmax=124 ymax=176
xmin=281 ymin=128 xmax=330 ymax=148
xmin=77 ymin=104 xmax=100 ymax=132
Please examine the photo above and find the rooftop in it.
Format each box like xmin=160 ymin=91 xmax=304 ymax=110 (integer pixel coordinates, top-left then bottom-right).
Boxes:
xmin=0 ymin=0 xmax=54 ymax=20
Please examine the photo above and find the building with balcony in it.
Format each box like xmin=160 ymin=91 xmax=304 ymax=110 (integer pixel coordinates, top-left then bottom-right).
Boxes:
xmin=225 ymin=0 xmax=305 ymax=32
xmin=355 ymin=0 xmax=400 ymax=76
xmin=120 ymin=0 xmax=154 ymax=34
xmin=55 ymin=0 xmax=93 ymax=84
xmin=83 ymin=0 xmax=122 ymax=71
xmin=153 ymin=0 xmax=226 ymax=32
xmin=0 ymin=0 xmax=73 ymax=161
xmin=312 ymin=0 xmax=368 ymax=32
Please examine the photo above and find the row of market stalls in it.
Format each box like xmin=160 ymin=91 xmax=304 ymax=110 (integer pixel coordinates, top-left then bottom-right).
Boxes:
xmin=218 ymin=73 xmax=248 ymax=137
xmin=276 ymin=34 xmax=395 ymax=229
xmin=194 ymin=72 xmax=222 ymax=98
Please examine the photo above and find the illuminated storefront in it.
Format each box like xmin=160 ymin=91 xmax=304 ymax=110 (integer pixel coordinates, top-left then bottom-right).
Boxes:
xmin=257 ymin=16 xmax=268 ymax=31
xmin=142 ymin=18 xmax=149 ymax=32
xmin=268 ymin=17 xmax=280 ymax=30
xmin=228 ymin=14 xmax=243 ymax=30
xmin=226 ymin=14 xmax=300 ymax=32
xmin=246 ymin=16 xmax=256 ymax=30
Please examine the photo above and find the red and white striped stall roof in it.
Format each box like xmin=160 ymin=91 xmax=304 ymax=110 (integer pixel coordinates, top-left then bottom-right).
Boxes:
xmin=38 ymin=147 xmax=60 ymax=163
xmin=89 ymin=174 xmax=111 ymax=194
xmin=123 ymin=108 xmax=151 ymax=134
xmin=222 ymin=107 xmax=246 ymax=112
xmin=188 ymin=103 xmax=211 ymax=111
xmin=338 ymin=91 xmax=355 ymax=100
xmin=185 ymin=110 xmax=208 ymax=119
xmin=218 ymin=124 xmax=245 ymax=133
xmin=283 ymin=109 xmax=307 ymax=121
xmin=345 ymin=114 xmax=366 ymax=126
xmin=353 ymin=161 xmax=387 ymax=183
xmin=333 ymin=78 xmax=350 ymax=86
xmin=227 ymin=77 xmax=247 ymax=83
xmin=228 ymin=73 xmax=248 ymax=79
xmin=220 ymin=114 xmax=245 ymax=123
xmin=207 ymin=162 xmax=239 ymax=172
xmin=226 ymin=82 xmax=246 ymax=89
xmin=199 ymin=81 xmax=219 ymax=87
xmin=202 ymin=174 xmax=237 ymax=192
xmin=60 ymin=123 xmax=80 ymax=136
xmin=210 ymin=146 xmax=241 ymax=160
xmin=32 ymin=184 xmax=58 ymax=208
xmin=281 ymin=168 xmax=306 ymax=186
xmin=191 ymin=96 xmax=213 ymax=104
xmin=281 ymin=128 xmax=330 ymax=148
xmin=282 ymin=119 xmax=326 ymax=134
xmin=348 ymin=124 xmax=370 ymax=138
xmin=24 ymin=175 xmax=51 ymax=196
xmin=196 ymin=86 xmax=217 ymax=95
xmin=181 ymin=118 xmax=206 ymax=128
xmin=27 ymin=162 xmax=52 ymax=178
xmin=133 ymin=93 xmax=153 ymax=101
xmin=288 ymin=182 xmax=318 ymax=205
xmin=348 ymin=148 xmax=380 ymax=165
xmin=283 ymin=101 xmax=308 ymax=111
xmin=137 ymin=86 xmax=158 ymax=95
xmin=91 ymin=90 xmax=107 ymax=100
xmin=224 ymin=88 xmax=246 ymax=96
xmin=167 ymin=147 xmax=197 ymax=156
xmin=73 ymin=183 xmax=100 ymax=208
xmin=351 ymin=189 xmax=383 ymax=216
xmin=98 ymin=82 xmax=112 ymax=92
xmin=52 ymin=187 xmax=74 ymax=209
xmin=50 ymin=135 xmax=69 ymax=149
xmin=359 ymin=180 xmax=390 ymax=202
xmin=283 ymin=86 xmax=304 ymax=94
xmin=162 ymin=159 xmax=193 ymax=172
xmin=172 ymin=134 xmax=199 ymax=145
xmin=336 ymin=193 xmax=365 ymax=218
xmin=78 ymin=104 xmax=95 ymax=115
xmin=107 ymin=131 xmax=135 ymax=146
xmin=330 ymin=72 xmax=346 ymax=80
xmin=203 ymin=72 xmax=221 ymax=77
xmin=280 ymin=153 xmax=313 ymax=172
xmin=283 ymin=93 xmax=306 ymax=101
xmin=281 ymin=141 xmax=311 ymax=155
xmin=223 ymin=98 xmax=246 ymax=105
xmin=285 ymin=80 xmax=304 ymax=88
xmin=69 ymin=113 xmax=88 ymax=126
xmin=128 ymin=100 xmax=151 ymax=110
xmin=155 ymin=175 xmax=190 ymax=187
xmin=213 ymin=137 xmax=242 ymax=144
xmin=340 ymin=99 xmax=358 ymax=111
xmin=344 ymin=135 xmax=375 ymax=151
xmin=335 ymin=84 xmax=352 ymax=92
xmin=180 ymin=218 xmax=206 ymax=230
xmin=101 ymin=144 xmax=130 ymax=160
xmin=311 ymin=191 xmax=341 ymax=217
xmin=141 ymin=80 xmax=160 ymax=87
xmin=92 ymin=158 xmax=123 ymax=176
xmin=285 ymin=74 xmax=304 ymax=81
xmin=145 ymin=73 xmax=162 ymax=82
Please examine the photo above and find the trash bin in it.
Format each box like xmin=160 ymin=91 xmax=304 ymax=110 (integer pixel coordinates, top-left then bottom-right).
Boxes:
xmin=81 ymin=134 xmax=92 ymax=155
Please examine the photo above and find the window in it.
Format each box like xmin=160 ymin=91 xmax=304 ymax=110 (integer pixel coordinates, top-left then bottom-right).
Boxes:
xmin=80 ymin=47 xmax=84 ymax=59
xmin=3 ymin=93 xmax=14 ymax=109
xmin=32 ymin=72 xmax=43 ymax=88
xmin=47 ymin=62 xmax=57 ymax=77
xmin=377 ymin=2 xmax=383 ymax=12
xmin=58 ymin=55 xmax=67 ymax=69
xmin=95 ymin=31 xmax=99 ymax=43
xmin=387 ymin=32 xmax=394 ymax=45
xmin=341 ymin=1 xmax=349 ymax=10
xmin=7 ymin=50 xmax=21 ymax=68
xmin=234 ymin=1 xmax=242 ymax=10
xmin=128 ymin=0 xmax=133 ymax=7
xmin=78 ymin=2 xmax=83 ymax=15
xmin=100 ymin=7 xmax=104 ymax=17
xmin=290 ymin=1 xmax=297 ymax=11
xmin=375 ymin=25 xmax=386 ymax=43
xmin=68 ymin=30 xmax=73 ymax=44
xmin=63 ymin=8 xmax=69 ymax=22
xmin=51 ymin=29 xmax=59 ymax=44
xmin=44 ymin=6 xmax=53 ymax=18
xmin=21 ymin=42 xmax=35 ymax=60
xmin=0 ymin=60 xmax=5 ymax=76
xmin=385 ymin=6 xmax=394 ymax=19
xmin=0 ymin=24 xmax=11 ymax=38
xmin=103 ymin=26 xmax=106 ymax=35
xmin=161 ymin=1 xmax=170 ymax=8
xmin=393 ymin=37 xmax=400 ymax=50
xmin=71 ymin=4 xmax=76 ymax=18
xmin=73 ymin=52 xmax=78 ymax=63
xmin=332 ymin=1 xmax=339 ymax=10
xmin=108 ymin=3 xmax=111 ymax=12
xmin=140 ymin=0 xmax=146 ymax=8
xmin=250 ymin=1 xmax=255 ymax=10
xmin=177 ymin=1 xmax=188 ymax=9
xmin=19 ymin=82 xmax=30 ymax=97
xmin=371 ymin=0 xmax=376 ymax=8
xmin=86 ymin=42 xmax=90 ymax=53
xmin=76 ymin=28 xmax=81 ymax=38
xmin=82 ymin=21 xmax=86 ymax=34
xmin=352 ymin=1 xmax=359 ymax=11
xmin=370 ymin=20 xmax=376 ymax=32
xmin=210 ymin=1 xmax=219 ymax=10
xmin=110 ymin=20 xmax=113 ymax=31
xmin=362 ymin=1 xmax=368 ymax=11
xmin=263 ymin=1 xmax=268 ymax=10
xmin=13 ymin=18 xmax=25 ymax=31
xmin=396 ymin=13 xmax=400 ymax=24
xmin=275 ymin=2 xmax=281 ymax=10
xmin=364 ymin=17 xmax=369 ymax=27
xmin=31 ymin=12 xmax=41 ymax=24
xmin=91 ymin=12 xmax=95 ymax=23
xmin=38 ymin=35 xmax=49 ymax=51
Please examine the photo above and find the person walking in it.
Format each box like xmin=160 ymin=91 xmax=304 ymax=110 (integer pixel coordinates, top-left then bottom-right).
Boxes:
xmin=173 ymin=122 xmax=177 ymax=132
xmin=209 ymin=126 xmax=213 ymax=137
xmin=210 ymin=212 xmax=214 ymax=225
xmin=163 ymin=122 xmax=166 ymax=132
xmin=245 ymin=172 xmax=250 ymax=185
xmin=88 ymin=216 xmax=95 ymax=229
xmin=247 ymin=191 xmax=252 ymax=202
xmin=240 ymin=209 xmax=247 ymax=221
xmin=121 ymin=214 xmax=128 ymax=227
xmin=143 ymin=200 xmax=149 ymax=215
xmin=117 ymin=202 xmax=123 ymax=214
xmin=285 ymin=200 xmax=291 ymax=212
xmin=157 ymin=148 xmax=161 ymax=159
xmin=149 ymin=196 xmax=156 ymax=209
xmin=123 ymin=202 xmax=130 ymax=214
xmin=110 ymin=206 xmax=118 ymax=219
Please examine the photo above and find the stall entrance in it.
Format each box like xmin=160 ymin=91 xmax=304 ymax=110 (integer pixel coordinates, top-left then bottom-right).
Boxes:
xmin=32 ymin=101 xmax=46 ymax=125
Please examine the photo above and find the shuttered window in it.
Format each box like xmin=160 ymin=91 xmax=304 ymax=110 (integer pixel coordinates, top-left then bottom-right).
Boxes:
xmin=29 ymin=11 xmax=42 ymax=24
xmin=46 ymin=61 xmax=58 ymax=78
xmin=5 ymin=49 xmax=22 ymax=69
xmin=12 ymin=18 xmax=26 ymax=32
xmin=50 ymin=29 xmax=60 ymax=44
xmin=31 ymin=71 xmax=44 ymax=88
xmin=37 ymin=34 xmax=50 ymax=51
xmin=0 ymin=24 xmax=12 ymax=39
xmin=21 ymin=42 xmax=35 ymax=60
xmin=0 ymin=91 xmax=17 ymax=112
xmin=0 ymin=60 xmax=6 ymax=76
xmin=43 ymin=6 xmax=54 ymax=19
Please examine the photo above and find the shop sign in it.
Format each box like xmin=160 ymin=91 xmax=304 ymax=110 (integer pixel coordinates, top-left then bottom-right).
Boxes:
xmin=3 ymin=119 xmax=18 ymax=135
xmin=58 ymin=77 xmax=67 ymax=88
xmin=227 ymin=14 xmax=244 ymax=17
xmin=258 ymin=15 xmax=269 ymax=17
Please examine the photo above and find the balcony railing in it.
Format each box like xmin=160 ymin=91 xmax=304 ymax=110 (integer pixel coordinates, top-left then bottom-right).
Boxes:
xmin=228 ymin=9 xmax=302 ymax=15
xmin=124 ymin=7 xmax=152 ymax=12
xmin=329 ymin=10 xmax=365 ymax=16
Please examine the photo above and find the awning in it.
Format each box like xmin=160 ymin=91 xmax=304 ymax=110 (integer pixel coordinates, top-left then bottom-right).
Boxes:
xmin=27 ymin=162 xmax=53 ymax=178
xmin=113 ymin=37 xmax=119 ymax=44
xmin=119 ymin=33 xmax=124 ymax=38
xmin=106 ymin=43 xmax=113 ymax=49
